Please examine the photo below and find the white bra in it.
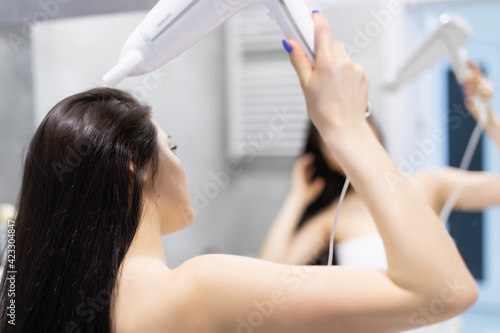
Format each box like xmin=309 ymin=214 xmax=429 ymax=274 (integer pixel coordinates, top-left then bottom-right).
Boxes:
xmin=335 ymin=234 xmax=388 ymax=269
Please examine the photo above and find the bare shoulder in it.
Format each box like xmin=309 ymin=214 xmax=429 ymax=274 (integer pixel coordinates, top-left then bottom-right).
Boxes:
xmin=113 ymin=256 xmax=212 ymax=333
xmin=113 ymin=254 xmax=284 ymax=333
xmin=409 ymin=167 xmax=456 ymax=211
xmin=409 ymin=167 xmax=451 ymax=191
xmin=176 ymin=253 xmax=286 ymax=286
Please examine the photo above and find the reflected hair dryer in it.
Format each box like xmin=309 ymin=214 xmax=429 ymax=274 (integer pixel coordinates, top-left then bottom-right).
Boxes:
xmin=383 ymin=14 xmax=472 ymax=89
xmin=103 ymin=0 xmax=316 ymax=87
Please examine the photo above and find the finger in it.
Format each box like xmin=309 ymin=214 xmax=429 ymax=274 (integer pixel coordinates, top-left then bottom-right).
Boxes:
xmin=305 ymin=166 xmax=316 ymax=181
xmin=312 ymin=177 xmax=325 ymax=193
xmin=467 ymin=61 xmax=482 ymax=76
xmin=296 ymin=154 xmax=314 ymax=172
xmin=303 ymin=156 xmax=316 ymax=173
xmin=353 ymin=63 xmax=365 ymax=82
xmin=312 ymin=12 xmax=335 ymax=65
xmin=332 ymin=41 xmax=350 ymax=63
xmin=286 ymin=39 xmax=313 ymax=86
xmin=479 ymin=78 xmax=494 ymax=99
xmin=301 ymin=153 xmax=315 ymax=164
xmin=353 ymin=63 xmax=370 ymax=106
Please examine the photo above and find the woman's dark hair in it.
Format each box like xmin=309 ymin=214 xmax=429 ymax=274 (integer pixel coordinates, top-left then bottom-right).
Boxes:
xmin=297 ymin=120 xmax=383 ymax=265
xmin=0 ymin=88 xmax=158 ymax=332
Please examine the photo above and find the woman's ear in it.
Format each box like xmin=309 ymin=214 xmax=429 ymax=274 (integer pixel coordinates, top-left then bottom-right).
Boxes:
xmin=130 ymin=160 xmax=153 ymax=185
xmin=129 ymin=161 xmax=136 ymax=175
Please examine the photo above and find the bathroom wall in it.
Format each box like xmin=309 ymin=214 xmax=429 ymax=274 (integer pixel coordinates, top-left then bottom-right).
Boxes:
xmin=0 ymin=27 xmax=34 ymax=205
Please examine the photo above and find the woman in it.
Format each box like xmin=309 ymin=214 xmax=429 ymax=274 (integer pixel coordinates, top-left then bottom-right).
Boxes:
xmin=0 ymin=13 xmax=478 ymax=333
xmin=260 ymin=63 xmax=499 ymax=330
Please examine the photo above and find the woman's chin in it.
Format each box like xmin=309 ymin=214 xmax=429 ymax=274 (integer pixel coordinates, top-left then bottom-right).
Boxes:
xmin=162 ymin=205 xmax=195 ymax=235
xmin=184 ymin=205 xmax=195 ymax=225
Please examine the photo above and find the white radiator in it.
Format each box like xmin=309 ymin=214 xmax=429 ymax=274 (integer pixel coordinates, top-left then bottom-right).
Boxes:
xmin=225 ymin=5 xmax=310 ymax=158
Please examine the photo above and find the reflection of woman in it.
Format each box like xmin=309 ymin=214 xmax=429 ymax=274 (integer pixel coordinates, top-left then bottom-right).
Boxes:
xmin=261 ymin=62 xmax=499 ymax=332
xmin=0 ymin=13 xmax=478 ymax=333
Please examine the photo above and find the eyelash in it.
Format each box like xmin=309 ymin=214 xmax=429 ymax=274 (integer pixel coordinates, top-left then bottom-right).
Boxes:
xmin=171 ymin=145 xmax=178 ymax=151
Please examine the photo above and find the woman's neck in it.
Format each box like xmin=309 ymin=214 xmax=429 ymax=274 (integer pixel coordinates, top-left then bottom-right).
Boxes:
xmin=124 ymin=200 xmax=168 ymax=267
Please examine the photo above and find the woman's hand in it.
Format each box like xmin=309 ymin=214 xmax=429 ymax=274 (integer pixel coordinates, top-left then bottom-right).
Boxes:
xmin=290 ymin=154 xmax=325 ymax=208
xmin=463 ymin=61 xmax=494 ymax=121
xmin=284 ymin=12 xmax=370 ymax=140
xmin=260 ymin=153 xmax=324 ymax=263
xmin=462 ymin=62 xmax=500 ymax=148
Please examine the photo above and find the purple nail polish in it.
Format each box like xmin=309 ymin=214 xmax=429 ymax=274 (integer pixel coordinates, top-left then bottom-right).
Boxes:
xmin=312 ymin=10 xmax=320 ymax=14
xmin=282 ymin=40 xmax=293 ymax=54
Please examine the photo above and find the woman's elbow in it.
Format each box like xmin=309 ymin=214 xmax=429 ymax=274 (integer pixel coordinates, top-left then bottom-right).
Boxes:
xmin=442 ymin=276 xmax=479 ymax=317
xmin=460 ymin=278 xmax=479 ymax=310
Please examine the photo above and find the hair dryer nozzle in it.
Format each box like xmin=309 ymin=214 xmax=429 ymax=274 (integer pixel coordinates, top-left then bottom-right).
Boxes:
xmin=103 ymin=51 xmax=143 ymax=87
xmin=382 ymin=14 xmax=472 ymax=90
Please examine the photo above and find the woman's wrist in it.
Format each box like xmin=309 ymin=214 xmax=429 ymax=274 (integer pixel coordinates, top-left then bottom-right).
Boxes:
xmin=319 ymin=119 xmax=374 ymax=157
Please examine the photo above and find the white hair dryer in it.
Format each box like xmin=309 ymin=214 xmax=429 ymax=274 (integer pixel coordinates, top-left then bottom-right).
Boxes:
xmin=384 ymin=14 xmax=472 ymax=90
xmin=103 ymin=0 xmax=316 ymax=87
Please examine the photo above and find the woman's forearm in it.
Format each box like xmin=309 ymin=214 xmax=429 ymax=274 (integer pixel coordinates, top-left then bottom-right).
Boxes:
xmin=260 ymin=193 xmax=306 ymax=262
xmin=322 ymin=121 xmax=476 ymax=295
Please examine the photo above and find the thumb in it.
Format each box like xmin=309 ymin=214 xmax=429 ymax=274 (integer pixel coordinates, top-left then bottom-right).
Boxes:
xmin=285 ymin=39 xmax=313 ymax=87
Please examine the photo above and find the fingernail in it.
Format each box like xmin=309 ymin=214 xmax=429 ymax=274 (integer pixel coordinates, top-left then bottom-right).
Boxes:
xmin=282 ymin=39 xmax=293 ymax=54
xmin=312 ymin=10 xmax=320 ymax=14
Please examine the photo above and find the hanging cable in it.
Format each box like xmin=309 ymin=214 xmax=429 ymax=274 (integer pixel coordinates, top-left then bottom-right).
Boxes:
xmin=440 ymin=96 xmax=490 ymax=227
xmin=327 ymin=105 xmax=372 ymax=266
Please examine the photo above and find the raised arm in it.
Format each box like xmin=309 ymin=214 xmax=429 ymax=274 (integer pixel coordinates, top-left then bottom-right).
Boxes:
xmin=418 ymin=167 xmax=500 ymax=213
xmin=463 ymin=61 xmax=500 ymax=149
xmin=172 ymin=13 xmax=477 ymax=333
xmin=414 ymin=62 xmax=500 ymax=214
xmin=260 ymin=154 xmax=327 ymax=264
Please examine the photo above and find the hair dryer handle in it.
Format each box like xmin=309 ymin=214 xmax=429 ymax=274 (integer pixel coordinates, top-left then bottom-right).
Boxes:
xmin=449 ymin=46 xmax=472 ymax=84
xmin=271 ymin=0 xmax=316 ymax=65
